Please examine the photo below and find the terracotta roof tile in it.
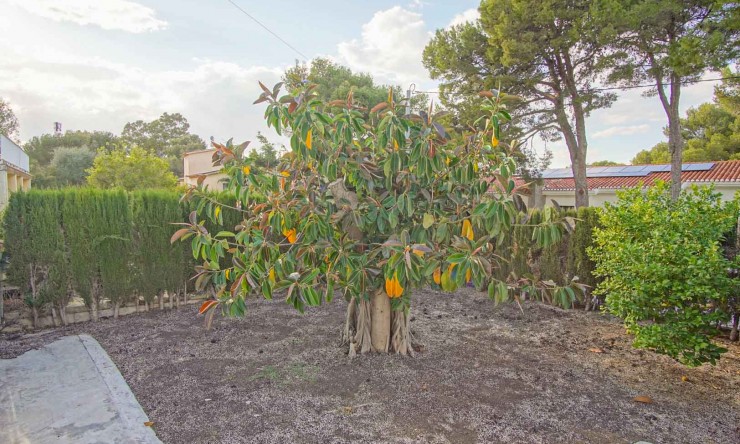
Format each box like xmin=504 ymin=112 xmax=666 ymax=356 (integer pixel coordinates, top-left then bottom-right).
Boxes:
xmin=539 ymin=160 xmax=740 ymax=191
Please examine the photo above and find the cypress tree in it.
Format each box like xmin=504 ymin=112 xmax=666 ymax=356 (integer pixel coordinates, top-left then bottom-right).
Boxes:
xmin=132 ymin=190 xmax=187 ymax=309
xmin=4 ymin=191 xmax=68 ymax=326
xmin=95 ymin=189 xmax=132 ymax=317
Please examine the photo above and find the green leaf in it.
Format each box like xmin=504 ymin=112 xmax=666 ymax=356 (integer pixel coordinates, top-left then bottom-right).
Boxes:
xmin=423 ymin=213 xmax=435 ymax=229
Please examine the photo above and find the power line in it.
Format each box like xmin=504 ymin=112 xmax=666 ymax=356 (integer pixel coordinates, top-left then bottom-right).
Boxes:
xmin=412 ymin=75 xmax=740 ymax=95
xmin=225 ymin=0 xmax=309 ymax=61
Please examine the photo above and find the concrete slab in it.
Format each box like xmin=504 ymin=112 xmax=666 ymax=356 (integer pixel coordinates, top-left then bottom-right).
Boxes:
xmin=0 ymin=334 xmax=161 ymax=444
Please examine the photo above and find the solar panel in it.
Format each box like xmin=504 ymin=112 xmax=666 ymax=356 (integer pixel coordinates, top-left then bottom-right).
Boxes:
xmin=589 ymin=171 xmax=650 ymax=177
xmin=541 ymin=168 xmax=573 ymax=179
xmin=539 ymin=162 xmax=717 ymax=180
xmin=683 ymin=162 xmax=714 ymax=171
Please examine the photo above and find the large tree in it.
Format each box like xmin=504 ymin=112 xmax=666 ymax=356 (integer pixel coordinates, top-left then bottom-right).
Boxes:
xmin=0 ymin=98 xmax=19 ymax=140
xmin=87 ymin=147 xmax=177 ymax=191
xmin=121 ymin=113 xmax=206 ymax=177
xmin=176 ymin=82 xmax=579 ymax=356
xmin=25 ymin=130 xmax=118 ymax=167
xmin=597 ymin=0 xmax=739 ymax=198
xmin=284 ymin=58 xmax=427 ymax=113
xmin=50 ymin=147 xmax=96 ymax=187
xmin=424 ymin=0 xmax=616 ymax=208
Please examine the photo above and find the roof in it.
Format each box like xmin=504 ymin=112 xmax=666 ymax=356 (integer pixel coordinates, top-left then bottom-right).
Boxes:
xmin=183 ymin=148 xmax=216 ymax=156
xmin=536 ymin=160 xmax=740 ymax=191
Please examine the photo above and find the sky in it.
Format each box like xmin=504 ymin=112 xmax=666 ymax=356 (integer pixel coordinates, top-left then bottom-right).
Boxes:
xmin=0 ymin=0 xmax=721 ymax=168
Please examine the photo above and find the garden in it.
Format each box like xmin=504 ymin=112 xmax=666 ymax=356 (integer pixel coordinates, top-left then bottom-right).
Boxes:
xmin=1 ymin=81 xmax=739 ymax=443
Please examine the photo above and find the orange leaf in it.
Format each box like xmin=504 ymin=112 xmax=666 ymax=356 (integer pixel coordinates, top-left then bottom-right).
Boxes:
xmin=461 ymin=220 xmax=474 ymax=241
xmin=478 ymin=90 xmax=494 ymax=98
xmin=433 ymin=267 xmax=441 ymax=285
xmin=681 ymin=376 xmax=689 ymax=382
xmin=370 ymin=102 xmax=388 ymax=113
xmin=305 ymin=129 xmax=313 ymax=150
xmin=170 ymin=228 xmax=190 ymax=244
xmin=199 ymin=300 xmax=218 ymax=315
xmin=633 ymin=396 xmax=653 ymax=404
xmin=588 ymin=347 xmax=604 ymax=353
xmin=144 ymin=421 xmax=154 ymax=427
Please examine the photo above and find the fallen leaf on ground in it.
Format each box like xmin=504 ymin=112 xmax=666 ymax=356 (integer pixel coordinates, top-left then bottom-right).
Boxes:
xmin=144 ymin=421 xmax=154 ymax=427
xmin=588 ymin=347 xmax=604 ymax=353
xmin=681 ymin=376 xmax=689 ymax=382
xmin=633 ymin=395 xmax=653 ymax=404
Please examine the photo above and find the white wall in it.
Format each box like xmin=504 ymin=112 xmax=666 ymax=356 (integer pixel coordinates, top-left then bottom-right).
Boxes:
xmin=0 ymin=134 xmax=29 ymax=171
xmin=540 ymin=182 xmax=740 ymax=208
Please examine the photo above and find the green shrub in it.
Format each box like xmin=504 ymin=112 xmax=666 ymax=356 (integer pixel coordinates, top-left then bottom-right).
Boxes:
xmin=591 ymin=181 xmax=739 ymax=366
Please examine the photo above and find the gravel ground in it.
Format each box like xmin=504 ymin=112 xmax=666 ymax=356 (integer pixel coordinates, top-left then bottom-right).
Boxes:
xmin=2 ymin=288 xmax=739 ymax=444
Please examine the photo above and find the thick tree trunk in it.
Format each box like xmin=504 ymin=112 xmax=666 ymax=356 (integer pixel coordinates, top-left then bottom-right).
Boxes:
xmin=344 ymin=293 xmax=414 ymax=357
xmin=32 ymin=306 xmax=39 ymax=329
xmin=549 ymin=55 xmax=590 ymax=208
xmin=731 ymin=314 xmax=739 ymax=342
xmin=370 ymin=291 xmax=391 ymax=353
xmin=158 ymin=292 xmax=164 ymax=310
xmin=113 ymin=301 xmax=120 ymax=319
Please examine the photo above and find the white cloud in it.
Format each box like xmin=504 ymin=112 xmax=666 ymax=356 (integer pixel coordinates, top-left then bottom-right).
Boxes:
xmin=448 ymin=8 xmax=479 ymax=27
xmin=0 ymin=41 xmax=283 ymax=145
xmin=592 ymin=124 xmax=650 ymax=139
xmin=6 ymin=0 xmax=167 ymax=33
xmin=336 ymin=6 xmax=432 ymax=87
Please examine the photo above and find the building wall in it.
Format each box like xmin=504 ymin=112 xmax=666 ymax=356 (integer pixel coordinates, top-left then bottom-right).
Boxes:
xmin=0 ymin=135 xmax=31 ymax=211
xmin=182 ymin=149 xmax=228 ymax=190
xmin=537 ymin=181 xmax=740 ymax=209
xmin=0 ymin=134 xmax=29 ymax=171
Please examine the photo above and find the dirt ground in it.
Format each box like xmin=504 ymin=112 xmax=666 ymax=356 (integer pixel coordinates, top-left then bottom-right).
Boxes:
xmin=2 ymin=288 xmax=739 ymax=444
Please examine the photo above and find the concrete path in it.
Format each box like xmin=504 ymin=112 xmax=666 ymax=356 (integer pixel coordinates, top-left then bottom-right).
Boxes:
xmin=0 ymin=334 xmax=161 ymax=444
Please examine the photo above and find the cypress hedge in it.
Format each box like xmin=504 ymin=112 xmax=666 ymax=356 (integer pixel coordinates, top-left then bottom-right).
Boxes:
xmin=491 ymin=206 xmax=602 ymax=309
xmin=3 ymin=188 xmax=210 ymax=323
xmin=2 ymin=188 xmax=604 ymax=323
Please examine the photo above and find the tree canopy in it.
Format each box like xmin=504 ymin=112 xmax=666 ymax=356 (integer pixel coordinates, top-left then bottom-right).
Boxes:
xmin=0 ymin=98 xmax=19 ymax=140
xmin=24 ymin=130 xmax=119 ymax=188
xmin=121 ymin=112 xmax=205 ymax=177
xmin=424 ymin=0 xmax=617 ymax=207
xmin=87 ymin=147 xmax=178 ymax=191
xmin=50 ymin=147 xmax=96 ymax=187
xmin=178 ymin=81 xmax=578 ymax=356
xmin=284 ymin=58 xmax=427 ymax=112
xmin=632 ymin=72 xmax=740 ymax=164
xmin=597 ymin=0 xmax=739 ymax=197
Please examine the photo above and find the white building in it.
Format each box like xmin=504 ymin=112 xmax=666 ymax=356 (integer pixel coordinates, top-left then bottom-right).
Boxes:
xmin=182 ymin=148 xmax=228 ymax=190
xmin=527 ymin=161 xmax=740 ymax=209
xmin=0 ymin=134 xmax=31 ymax=210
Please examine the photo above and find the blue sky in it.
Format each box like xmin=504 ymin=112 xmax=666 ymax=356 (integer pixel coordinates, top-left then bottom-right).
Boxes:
xmin=0 ymin=0 xmax=720 ymax=167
